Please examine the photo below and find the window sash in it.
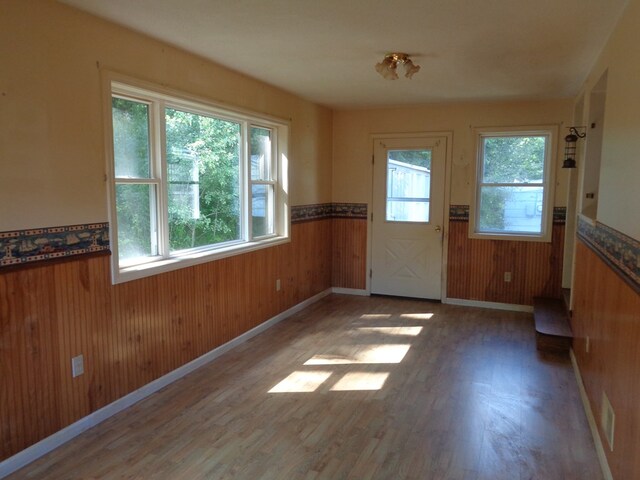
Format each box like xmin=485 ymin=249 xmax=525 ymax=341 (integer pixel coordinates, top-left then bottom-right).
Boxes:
xmin=107 ymin=79 xmax=289 ymax=283
xmin=248 ymin=125 xmax=277 ymax=239
xmin=470 ymin=127 xmax=556 ymax=242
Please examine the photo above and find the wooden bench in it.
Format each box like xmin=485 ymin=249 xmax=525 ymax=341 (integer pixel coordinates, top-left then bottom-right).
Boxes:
xmin=533 ymin=297 xmax=573 ymax=354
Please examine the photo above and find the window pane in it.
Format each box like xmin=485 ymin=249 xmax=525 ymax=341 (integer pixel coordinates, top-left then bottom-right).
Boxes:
xmin=165 ymin=108 xmax=241 ymax=252
xmin=116 ymin=184 xmax=156 ymax=262
xmin=252 ymin=184 xmax=274 ymax=237
xmin=478 ymin=185 xmax=544 ymax=234
xmin=112 ymin=97 xmax=150 ymax=178
xmin=250 ymin=127 xmax=272 ymax=180
xmin=482 ymin=136 xmax=546 ymax=184
xmin=386 ymin=150 xmax=431 ymax=222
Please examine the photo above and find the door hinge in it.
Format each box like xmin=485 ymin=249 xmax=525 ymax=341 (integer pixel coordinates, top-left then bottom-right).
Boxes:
xmin=372 ymin=154 xmax=374 ymax=165
xmin=370 ymin=212 xmax=373 ymax=222
xmin=369 ymin=269 xmax=373 ymax=278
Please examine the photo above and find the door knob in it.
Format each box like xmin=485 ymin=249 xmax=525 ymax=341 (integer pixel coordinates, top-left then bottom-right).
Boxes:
xmin=435 ymin=225 xmax=441 ymax=232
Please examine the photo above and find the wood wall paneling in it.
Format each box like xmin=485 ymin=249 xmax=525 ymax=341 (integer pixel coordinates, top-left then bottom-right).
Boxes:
xmin=571 ymin=240 xmax=640 ymax=480
xmin=0 ymin=219 xmax=332 ymax=461
xmin=447 ymin=221 xmax=565 ymax=305
xmin=332 ymin=218 xmax=367 ymax=290
xmin=2 ymin=213 xmax=571 ymax=462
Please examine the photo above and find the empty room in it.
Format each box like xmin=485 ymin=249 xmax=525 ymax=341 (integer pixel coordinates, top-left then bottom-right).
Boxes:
xmin=1 ymin=1 xmax=639 ymax=479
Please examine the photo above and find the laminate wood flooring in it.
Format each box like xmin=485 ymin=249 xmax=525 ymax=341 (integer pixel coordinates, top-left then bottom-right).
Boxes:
xmin=9 ymin=295 xmax=603 ymax=479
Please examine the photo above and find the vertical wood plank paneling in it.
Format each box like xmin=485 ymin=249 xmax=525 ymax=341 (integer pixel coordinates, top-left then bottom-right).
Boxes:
xmin=0 ymin=219 xmax=333 ymax=461
xmin=572 ymin=241 xmax=640 ymax=480
xmin=1 ymin=267 xmax=61 ymax=458
xmin=447 ymin=221 xmax=564 ymax=305
xmin=332 ymin=218 xmax=367 ymax=290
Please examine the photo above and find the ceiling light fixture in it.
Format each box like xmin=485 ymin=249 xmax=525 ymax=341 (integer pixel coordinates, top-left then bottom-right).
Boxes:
xmin=375 ymin=53 xmax=420 ymax=80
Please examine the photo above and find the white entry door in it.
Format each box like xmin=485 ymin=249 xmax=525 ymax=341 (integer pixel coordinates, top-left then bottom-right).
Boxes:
xmin=371 ymin=135 xmax=447 ymax=299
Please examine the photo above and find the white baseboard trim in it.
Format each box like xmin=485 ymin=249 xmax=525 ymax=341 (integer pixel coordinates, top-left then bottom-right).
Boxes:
xmin=570 ymin=349 xmax=613 ymax=480
xmin=331 ymin=287 xmax=369 ymax=296
xmin=443 ymin=297 xmax=533 ymax=313
xmin=0 ymin=288 xmax=332 ymax=479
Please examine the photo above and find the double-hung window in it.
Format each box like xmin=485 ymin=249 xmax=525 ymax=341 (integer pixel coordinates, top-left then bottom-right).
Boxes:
xmin=107 ymin=80 xmax=289 ymax=283
xmin=471 ymin=126 xmax=557 ymax=241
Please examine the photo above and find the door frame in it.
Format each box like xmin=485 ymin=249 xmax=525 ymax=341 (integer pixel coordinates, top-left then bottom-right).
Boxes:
xmin=367 ymin=132 xmax=453 ymax=299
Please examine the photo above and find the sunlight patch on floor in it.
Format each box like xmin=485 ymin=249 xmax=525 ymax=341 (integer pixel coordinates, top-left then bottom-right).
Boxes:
xmin=356 ymin=326 xmax=423 ymax=336
xmin=400 ymin=313 xmax=434 ymax=320
xmin=359 ymin=314 xmax=392 ymax=320
xmin=330 ymin=372 xmax=390 ymax=391
xmin=268 ymin=371 xmax=332 ymax=393
xmin=304 ymin=344 xmax=411 ymax=365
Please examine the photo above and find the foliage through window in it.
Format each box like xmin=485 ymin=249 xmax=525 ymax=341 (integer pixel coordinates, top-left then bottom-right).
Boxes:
xmin=108 ymin=81 xmax=288 ymax=283
xmin=472 ymin=128 xmax=556 ymax=241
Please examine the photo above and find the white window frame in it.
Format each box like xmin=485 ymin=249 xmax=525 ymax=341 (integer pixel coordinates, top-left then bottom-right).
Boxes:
xmin=104 ymin=74 xmax=290 ymax=284
xmin=470 ymin=125 xmax=558 ymax=242
xmin=248 ymin=126 xmax=278 ymax=239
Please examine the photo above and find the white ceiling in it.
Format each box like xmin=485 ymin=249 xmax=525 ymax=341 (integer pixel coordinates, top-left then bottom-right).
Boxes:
xmin=59 ymin=0 xmax=628 ymax=109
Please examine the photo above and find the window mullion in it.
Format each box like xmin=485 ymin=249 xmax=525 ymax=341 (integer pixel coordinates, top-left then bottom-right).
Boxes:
xmin=155 ymin=99 xmax=170 ymax=259
xmin=250 ymin=180 xmax=276 ymax=186
xmin=114 ymin=178 xmax=160 ymax=185
xmin=109 ymin=79 xmax=289 ymax=284
xmin=271 ymin=128 xmax=279 ymax=236
xmin=479 ymin=182 xmax=545 ymax=188
xmin=243 ymin=121 xmax=251 ymax=241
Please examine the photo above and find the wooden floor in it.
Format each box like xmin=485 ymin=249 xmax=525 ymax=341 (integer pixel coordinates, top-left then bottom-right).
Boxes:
xmin=10 ymin=295 xmax=602 ymax=480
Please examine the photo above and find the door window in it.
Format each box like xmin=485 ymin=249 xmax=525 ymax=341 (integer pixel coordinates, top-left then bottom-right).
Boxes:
xmin=385 ymin=149 xmax=432 ymax=223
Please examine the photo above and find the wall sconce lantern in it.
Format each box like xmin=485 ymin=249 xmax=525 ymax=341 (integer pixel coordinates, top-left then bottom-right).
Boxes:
xmin=375 ymin=53 xmax=420 ymax=80
xmin=562 ymin=126 xmax=586 ymax=169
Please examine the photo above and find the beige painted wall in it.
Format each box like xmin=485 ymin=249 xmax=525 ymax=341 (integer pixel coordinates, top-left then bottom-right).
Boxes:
xmin=576 ymin=0 xmax=640 ymax=240
xmin=0 ymin=0 xmax=332 ymax=232
xmin=333 ymin=100 xmax=573 ymax=208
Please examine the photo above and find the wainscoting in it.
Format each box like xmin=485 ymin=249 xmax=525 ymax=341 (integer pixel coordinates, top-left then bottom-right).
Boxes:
xmin=571 ymin=240 xmax=640 ymax=480
xmin=0 ymin=219 xmax=332 ymax=461
xmin=1 ymin=200 xmax=572 ymax=463
xmin=332 ymin=218 xmax=367 ymax=290
xmin=447 ymin=213 xmax=565 ymax=306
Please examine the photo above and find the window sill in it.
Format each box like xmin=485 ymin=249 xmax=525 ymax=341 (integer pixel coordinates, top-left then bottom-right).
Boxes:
xmin=112 ymin=235 xmax=290 ymax=284
xmin=468 ymin=231 xmax=552 ymax=243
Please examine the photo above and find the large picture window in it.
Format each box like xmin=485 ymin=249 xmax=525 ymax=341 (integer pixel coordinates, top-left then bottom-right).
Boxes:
xmin=108 ymin=80 xmax=289 ymax=283
xmin=471 ymin=126 xmax=557 ymax=241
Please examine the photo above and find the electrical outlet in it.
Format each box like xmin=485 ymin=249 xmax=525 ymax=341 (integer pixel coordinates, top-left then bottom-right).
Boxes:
xmin=504 ymin=272 xmax=512 ymax=282
xmin=72 ymin=355 xmax=84 ymax=378
xmin=585 ymin=336 xmax=590 ymax=353
xmin=276 ymin=279 xmax=281 ymax=291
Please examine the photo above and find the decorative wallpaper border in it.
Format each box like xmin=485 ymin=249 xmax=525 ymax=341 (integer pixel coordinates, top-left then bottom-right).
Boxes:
xmin=449 ymin=205 xmax=567 ymax=224
xmin=577 ymin=216 xmax=640 ymax=293
xmin=449 ymin=205 xmax=470 ymax=222
xmin=291 ymin=203 xmax=333 ymax=222
xmin=0 ymin=223 xmax=110 ymax=268
xmin=291 ymin=203 xmax=368 ymax=223
xmin=553 ymin=207 xmax=567 ymax=224
xmin=332 ymin=203 xmax=368 ymax=219
xmin=1 ymin=205 xmax=367 ymax=268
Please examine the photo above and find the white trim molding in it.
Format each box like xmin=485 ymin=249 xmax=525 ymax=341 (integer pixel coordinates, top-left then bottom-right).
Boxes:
xmin=368 ymin=131 xmax=454 ymax=301
xmin=331 ymin=287 xmax=369 ymax=296
xmin=104 ymin=72 xmax=291 ymax=285
xmin=570 ymin=349 xmax=614 ymax=480
xmin=469 ymin=124 xmax=559 ymax=243
xmin=0 ymin=288 xmax=332 ymax=479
